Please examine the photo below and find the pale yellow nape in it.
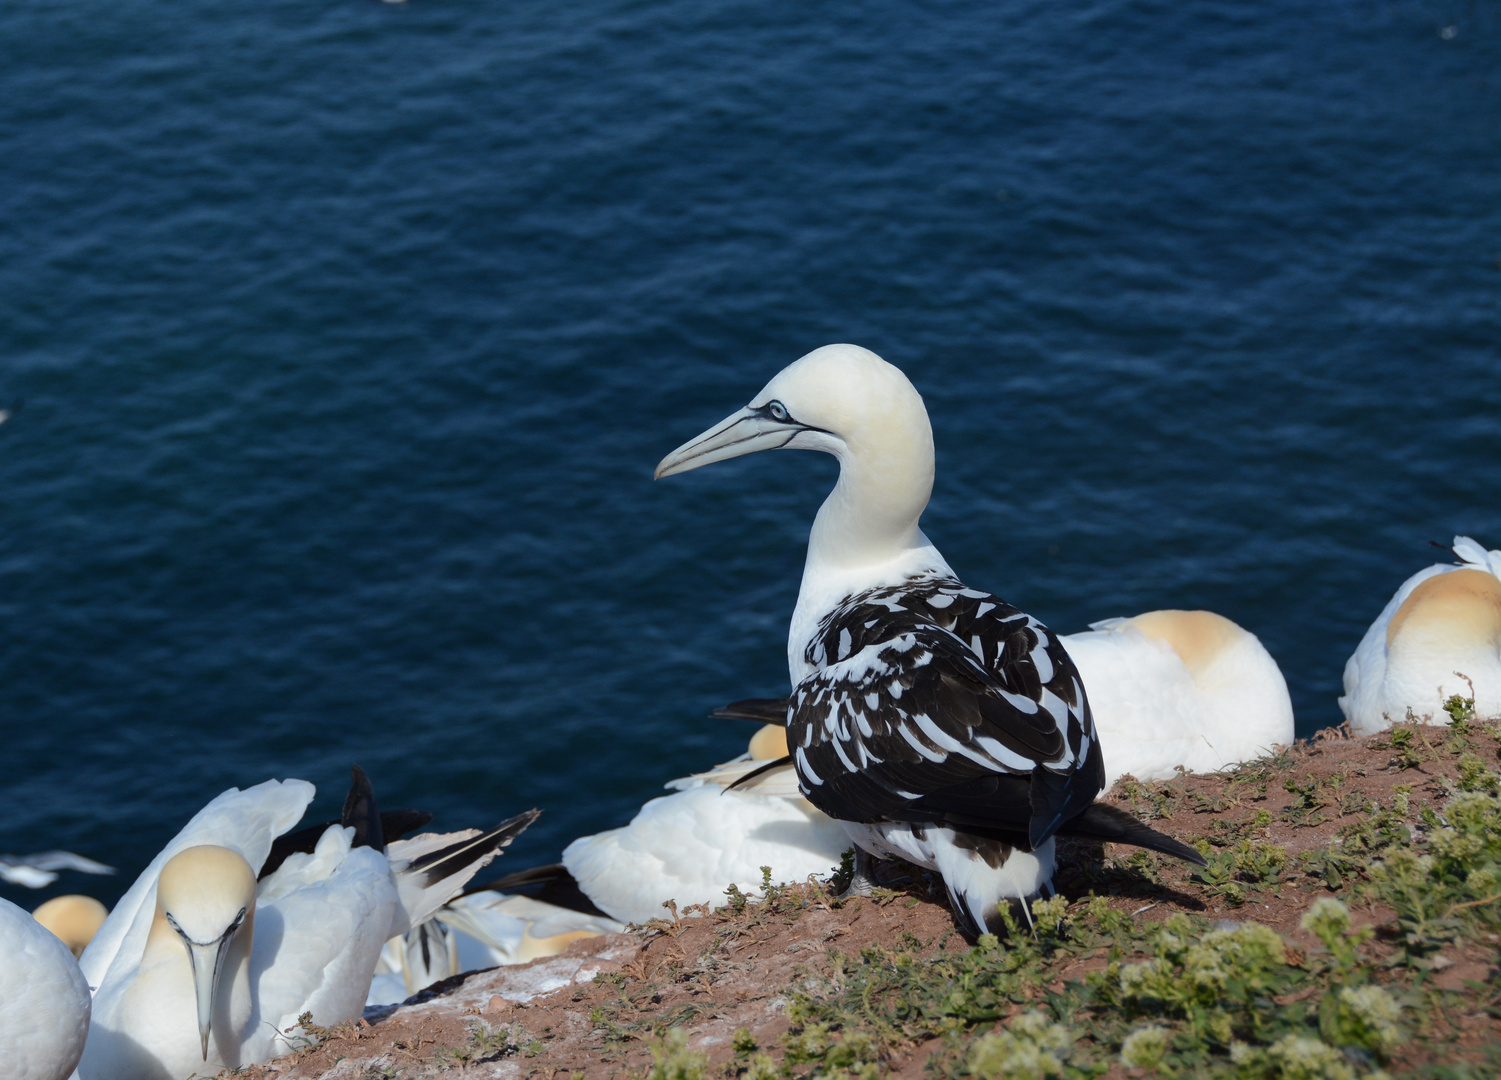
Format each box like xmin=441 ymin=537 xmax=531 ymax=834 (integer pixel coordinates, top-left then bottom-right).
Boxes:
xmin=515 ymin=927 xmax=602 ymax=963
xmin=33 ymin=894 xmax=109 ymax=958
xmin=748 ymin=723 xmax=789 ymax=760
xmin=1126 ymin=610 xmax=1245 ymax=678
xmin=1386 ymin=569 xmax=1501 ymax=650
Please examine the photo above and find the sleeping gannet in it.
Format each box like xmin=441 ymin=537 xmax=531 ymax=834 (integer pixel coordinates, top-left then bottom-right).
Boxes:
xmin=1341 ymin=536 xmax=1501 ymax=733
xmin=469 ymin=720 xmax=850 ymax=928
xmin=366 ymin=890 xmax=626 ymax=1005
xmin=558 ymin=719 xmax=850 ymax=923
xmin=1062 ymin=610 xmax=1294 ymax=785
xmin=655 ymin=344 xmax=1203 ymax=937
xmin=32 ymin=894 xmax=109 ymax=959
xmin=0 ymin=895 xmax=90 ymax=1080
xmin=76 ymin=775 xmax=537 ymax=1079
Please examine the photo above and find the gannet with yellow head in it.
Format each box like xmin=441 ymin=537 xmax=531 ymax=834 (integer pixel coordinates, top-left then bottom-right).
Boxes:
xmin=656 ymin=344 xmax=1204 ymax=937
xmin=97 ymin=846 xmax=257 ymax=1077
xmin=556 ymin=717 xmax=850 ymax=924
xmin=1061 ymin=609 xmax=1294 ymax=785
xmin=76 ymin=775 xmax=538 ymax=1079
xmin=32 ymin=894 xmax=110 ymax=959
xmin=1341 ymin=536 xmax=1501 ymax=732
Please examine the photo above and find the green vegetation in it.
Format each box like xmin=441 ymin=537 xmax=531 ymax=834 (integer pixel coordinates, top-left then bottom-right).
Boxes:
xmin=433 ymin=1019 xmax=542 ymax=1067
xmin=726 ymin=720 xmax=1501 ymax=1079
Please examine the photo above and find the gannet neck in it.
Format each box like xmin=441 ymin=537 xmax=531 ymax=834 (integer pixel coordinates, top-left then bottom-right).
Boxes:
xmin=803 ymin=399 xmax=934 ymax=578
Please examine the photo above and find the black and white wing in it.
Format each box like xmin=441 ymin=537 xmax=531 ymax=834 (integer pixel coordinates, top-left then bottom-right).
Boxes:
xmin=789 ymin=577 xmax=1105 ymax=850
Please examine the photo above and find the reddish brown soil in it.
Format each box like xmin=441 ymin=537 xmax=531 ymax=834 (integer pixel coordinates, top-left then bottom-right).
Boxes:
xmin=225 ymin=724 xmax=1501 ymax=1079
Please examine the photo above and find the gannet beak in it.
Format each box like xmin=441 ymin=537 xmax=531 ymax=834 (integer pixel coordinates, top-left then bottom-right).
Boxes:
xmin=186 ymin=939 xmax=220 ymax=1059
xmin=169 ymin=906 xmax=246 ymax=1061
xmin=655 ymin=406 xmax=803 ymax=479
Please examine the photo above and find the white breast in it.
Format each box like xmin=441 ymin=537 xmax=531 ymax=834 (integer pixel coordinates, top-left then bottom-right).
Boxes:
xmin=0 ymin=898 xmax=90 ymax=1080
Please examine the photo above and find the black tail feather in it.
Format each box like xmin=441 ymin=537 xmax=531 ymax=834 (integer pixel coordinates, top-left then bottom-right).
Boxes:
xmin=465 ymin=862 xmax=571 ymax=893
xmin=723 ymin=754 xmax=793 ymax=793
xmin=342 ymin=765 xmax=385 ymax=851
xmin=261 ymin=806 xmax=436 ymax=880
xmin=1057 ymin=803 xmax=1207 ymax=867
xmin=463 ymin=861 xmax=613 ymax=919
xmin=380 ymin=808 xmax=436 ymax=844
xmin=710 ymin=698 xmax=790 ymax=725
xmin=408 ymin=809 xmax=542 ymax=889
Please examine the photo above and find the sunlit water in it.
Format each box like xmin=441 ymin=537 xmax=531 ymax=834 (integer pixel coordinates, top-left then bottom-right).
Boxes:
xmin=1 ymin=0 xmax=1498 ymax=908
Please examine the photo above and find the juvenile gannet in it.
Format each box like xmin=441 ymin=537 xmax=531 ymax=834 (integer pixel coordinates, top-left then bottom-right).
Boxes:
xmin=1061 ymin=610 xmax=1294 ymax=785
xmin=655 ymin=344 xmax=1203 ymax=937
xmin=0 ymin=895 xmax=90 ymax=1080
xmin=1341 ymin=536 xmax=1501 ymax=733
xmin=32 ymin=894 xmax=109 ymax=958
xmin=77 ymin=775 xmax=538 ymax=1079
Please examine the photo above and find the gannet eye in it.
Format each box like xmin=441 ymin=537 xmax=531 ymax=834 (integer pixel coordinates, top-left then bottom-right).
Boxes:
xmin=767 ymin=401 xmax=790 ymax=422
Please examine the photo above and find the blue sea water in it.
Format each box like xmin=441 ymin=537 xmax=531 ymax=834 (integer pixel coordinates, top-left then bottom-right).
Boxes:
xmin=1 ymin=0 xmax=1498 ymax=909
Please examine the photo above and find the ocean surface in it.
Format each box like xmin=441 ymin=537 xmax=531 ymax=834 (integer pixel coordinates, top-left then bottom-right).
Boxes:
xmin=1 ymin=0 xmax=1497 ymax=909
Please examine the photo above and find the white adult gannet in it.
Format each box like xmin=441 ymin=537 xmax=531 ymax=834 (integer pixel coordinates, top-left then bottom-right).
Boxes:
xmin=366 ymin=891 xmax=626 ymax=1006
xmin=0 ymin=895 xmax=90 ymax=1080
xmin=1341 ymin=536 xmax=1501 ymax=733
xmin=32 ymin=894 xmax=109 ymax=959
xmin=76 ymin=777 xmax=537 ymax=1079
xmin=558 ymin=720 xmax=850 ymax=923
xmin=655 ymin=344 xmax=1203 ymax=937
xmin=466 ymin=718 xmax=849 ymax=929
xmin=1061 ymin=610 xmax=1294 ymax=785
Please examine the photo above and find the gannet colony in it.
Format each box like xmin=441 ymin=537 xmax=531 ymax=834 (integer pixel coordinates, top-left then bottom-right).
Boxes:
xmin=4 ymin=344 xmax=1498 ymax=1079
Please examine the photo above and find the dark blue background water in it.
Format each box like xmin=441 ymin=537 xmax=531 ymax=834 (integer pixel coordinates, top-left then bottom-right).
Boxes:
xmin=2 ymin=0 xmax=1498 ymax=909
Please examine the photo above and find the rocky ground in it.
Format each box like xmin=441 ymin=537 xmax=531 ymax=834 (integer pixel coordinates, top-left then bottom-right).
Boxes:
xmin=223 ymin=712 xmax=1501 ymax=1080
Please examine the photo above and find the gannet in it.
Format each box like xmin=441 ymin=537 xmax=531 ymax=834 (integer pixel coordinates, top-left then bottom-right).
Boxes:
xmin=366 ymin=891 xmax=625 ymax=1005
xmin=32 ymin=894 xmax=109 ymax=959
xmin=556 ymin=719 xmax=850 ymax=924
xmin=0 ymin=895 xmax=90 ymax=1080
xmin=1061 ymin=610 xmax=1294 ymax=785
xmin=655 ymin=344 xmax=1204 ymax=937
xmin=76 ymin=775 xmax=538 ymax=1079
xmin=474 ymin=720 xmax=850 ymax=928
xmin=1341 ymin=536 xmax=1501 ymax=733
xmin=0 ymin=849 xmax=113 ymax=889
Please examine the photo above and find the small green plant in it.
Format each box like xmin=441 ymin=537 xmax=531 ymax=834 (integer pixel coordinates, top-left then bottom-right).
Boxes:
xmin=1445 ymin=692 xmax=1476 ymax=727
xmin=1282 ymin=774 xmax=1331 ymax=827
xmin=722 ymin=881 xmax=750 ymax=915
xmin=966 ymin=1010 xmax=1073 ymax=1079
xmin=1386 ymin=723 xmax=1426 ymax=770
xmin=830 ymin=847 xmax=856 ymax=895
xmin=645 ymin=1027 xmax=710 ymax=1080
xmin=1192 ymin=839 xmax=1287 ymax=906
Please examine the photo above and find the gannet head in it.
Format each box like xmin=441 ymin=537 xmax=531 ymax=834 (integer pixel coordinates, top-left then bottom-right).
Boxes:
xmin=655 ymin=344 xmax=931 ymax=480
xmin=655 ymin=345 xmax=935 ymax=570
xmin=32 ymin=894 xmax=109 ymax=958
xmin=156 ymin=845 xmax=256 ymax=1060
